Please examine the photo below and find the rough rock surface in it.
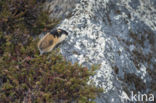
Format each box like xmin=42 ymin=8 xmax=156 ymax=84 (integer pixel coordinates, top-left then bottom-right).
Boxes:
xmin=49 ymin=0 xmax=156 ymax=103
xmin=45 ymin=0 xmax=80 ymax=19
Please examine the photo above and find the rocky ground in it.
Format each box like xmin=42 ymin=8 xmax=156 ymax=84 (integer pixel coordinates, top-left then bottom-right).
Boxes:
xmin=47 ymin=0 xmax=156 ymax=103
xmin=45 ymin=0 xmax=80 ymax=19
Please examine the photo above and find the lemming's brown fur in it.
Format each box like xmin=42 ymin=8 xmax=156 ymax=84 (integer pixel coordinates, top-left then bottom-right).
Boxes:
xmin=39 ymin=34 xmax=54 ymax=50
xmin=38 ymin=33 xmax=61 ymax=53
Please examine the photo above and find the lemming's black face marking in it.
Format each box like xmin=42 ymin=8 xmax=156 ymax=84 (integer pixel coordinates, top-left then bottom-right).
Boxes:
xmin=60 ymin=29 xmax=68 ymax=35
xmin=50 ymin=29 xmax=68 ymax=37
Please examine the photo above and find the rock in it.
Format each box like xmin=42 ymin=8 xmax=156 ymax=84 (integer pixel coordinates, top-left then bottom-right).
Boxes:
xmin=49 ymin=0 xmax=156 ymax=102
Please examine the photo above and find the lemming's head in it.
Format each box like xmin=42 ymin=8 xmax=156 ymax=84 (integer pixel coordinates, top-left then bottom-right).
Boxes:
xmin=50 ymin=29 xmax=68 ymax=37
xmin=58 ymin=29 xmax=68 ymax=36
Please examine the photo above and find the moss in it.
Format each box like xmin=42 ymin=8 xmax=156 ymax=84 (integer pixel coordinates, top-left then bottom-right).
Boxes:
xmin=112 ymin=65 xmax=119 ymax=74
xmin=129 ymin=31 xmax=144 ymax=47
xmin=0 ymin=0 xmax=59 ymax=35
xmin=124 ymin=73 xmax=146 ymax=91
xmin=0 ymin=36 xmax=103 ymax=102
xmin=115 ymin=10 xmax=121 ymax=14
xmin=148 ymin=68 xmax=156 ymax=92
xmin=0 ymin=0 xmax=103 ymax=102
